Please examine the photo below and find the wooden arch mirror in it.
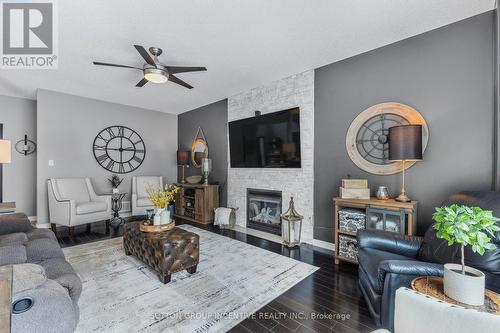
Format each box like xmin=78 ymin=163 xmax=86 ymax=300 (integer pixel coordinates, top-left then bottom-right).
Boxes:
xmin=191 ymin=127 xmax=208 ymax=168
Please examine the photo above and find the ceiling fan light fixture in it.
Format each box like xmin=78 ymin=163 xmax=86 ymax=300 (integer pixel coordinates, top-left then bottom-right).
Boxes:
xmin=144 ymin=68 xmax=168 ymax=83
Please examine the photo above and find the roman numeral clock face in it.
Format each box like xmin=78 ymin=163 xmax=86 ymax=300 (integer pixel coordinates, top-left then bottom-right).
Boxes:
xmin=93 ymin=126 xmax=146 ymax=173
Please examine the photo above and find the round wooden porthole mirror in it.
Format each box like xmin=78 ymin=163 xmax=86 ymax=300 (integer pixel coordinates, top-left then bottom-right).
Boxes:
xmin=345 ymin=102 xmax=429 ymax=175
xmin=191 ymin=127 xmax=208 ymax=168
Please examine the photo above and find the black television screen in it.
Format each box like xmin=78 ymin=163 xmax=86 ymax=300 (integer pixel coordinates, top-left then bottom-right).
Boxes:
xmin=229 ymin=107 xmax=301 ymax=168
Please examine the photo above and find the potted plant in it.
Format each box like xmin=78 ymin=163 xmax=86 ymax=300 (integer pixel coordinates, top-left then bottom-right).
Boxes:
xmin=108 ymin=174 xmax=123 ymax=194
xmin=146 ymin=183 xmax=179 ymax=225
xmin=433 ymin=204 xmax=500 ymax=305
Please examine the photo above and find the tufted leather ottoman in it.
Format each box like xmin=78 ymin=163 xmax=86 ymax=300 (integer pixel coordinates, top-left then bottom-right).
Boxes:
xmin=123 ymin=221 xmax=200 ymax=284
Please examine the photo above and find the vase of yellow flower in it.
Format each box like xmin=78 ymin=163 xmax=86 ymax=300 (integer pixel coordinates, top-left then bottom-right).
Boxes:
xmin=146 ymin=183 xmax=179 ymax=226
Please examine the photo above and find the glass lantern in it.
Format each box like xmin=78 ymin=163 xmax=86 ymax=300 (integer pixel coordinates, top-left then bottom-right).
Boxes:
xmin=280 ymin=196 xmax=304 ymax=247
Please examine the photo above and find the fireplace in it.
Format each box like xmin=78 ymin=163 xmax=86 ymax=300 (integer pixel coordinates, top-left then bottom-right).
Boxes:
xmin=247 ymin=188 xmax=282 ymax=235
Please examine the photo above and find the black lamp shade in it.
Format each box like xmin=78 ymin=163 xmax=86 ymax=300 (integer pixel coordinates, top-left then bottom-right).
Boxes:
xmin=177 ymin=150 xmax=190 ymax=165
xmin=388 ymin=125 xmax=423 ymax=161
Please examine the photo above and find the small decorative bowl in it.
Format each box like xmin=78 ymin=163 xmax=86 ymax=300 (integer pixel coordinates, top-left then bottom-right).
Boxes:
xmin=186 ymin=175 xmax=202 ymax=184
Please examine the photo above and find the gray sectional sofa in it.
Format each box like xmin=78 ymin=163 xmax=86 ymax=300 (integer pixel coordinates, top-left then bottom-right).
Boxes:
xmin=0 ymin=213 xmax=81 ymax=332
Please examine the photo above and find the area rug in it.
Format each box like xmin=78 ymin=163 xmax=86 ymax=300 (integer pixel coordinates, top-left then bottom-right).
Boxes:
xmin=63 ymin=225 xmax=318 ymax=333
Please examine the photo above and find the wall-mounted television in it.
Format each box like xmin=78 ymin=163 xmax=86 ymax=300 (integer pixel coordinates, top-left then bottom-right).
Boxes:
xmin=229 ymin=107 xmax=301 ymax=168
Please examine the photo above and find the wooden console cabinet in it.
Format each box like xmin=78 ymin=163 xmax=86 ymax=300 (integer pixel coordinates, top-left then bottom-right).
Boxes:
xmin=174 ymin=183 xmax=219 ymax=225
xmin=333 ymin=197 xmax=418 ymax=265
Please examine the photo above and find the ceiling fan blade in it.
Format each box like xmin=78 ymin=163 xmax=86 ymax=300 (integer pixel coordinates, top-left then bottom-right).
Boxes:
xmin=165 ymin=66 xmax=207 ymax=74
xmin=93 ymin=61 xmax=141 ymax=69
xmin=168 ymin=75 xmax=193 ymax=89
xmin=135 ymin=78 xmax=148 ymax=87
xmin=133 ymin=45 xmax=156 ymax=67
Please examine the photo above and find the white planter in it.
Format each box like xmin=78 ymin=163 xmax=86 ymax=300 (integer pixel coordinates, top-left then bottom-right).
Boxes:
xmin=443 ymin=263 xmax=485 ymax=306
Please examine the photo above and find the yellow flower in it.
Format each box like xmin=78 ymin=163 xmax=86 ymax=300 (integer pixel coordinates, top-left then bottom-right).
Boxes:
xmin=146 ymin=183 xmax=179 ymax=210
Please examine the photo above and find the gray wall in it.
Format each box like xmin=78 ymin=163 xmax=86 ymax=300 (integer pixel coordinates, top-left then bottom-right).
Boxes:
xmin=36 ymin=89 xmax=178 ymax=225
xmin=178 ymin=99 xmax=228 ymax=206
xmin=314 ymin=12 xmax=494 ymax=242
xmin=0 ymin=95 xmax=37 ymax=215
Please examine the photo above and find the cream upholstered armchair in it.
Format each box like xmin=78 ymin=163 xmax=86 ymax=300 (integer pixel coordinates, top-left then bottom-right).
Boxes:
xmin=131 ymin=176 xmax=163 ymax=216
xmin=371 ymin=287 xmax=500 ymax=333
xmin=47 ymin=178 xmax=111 ymax=234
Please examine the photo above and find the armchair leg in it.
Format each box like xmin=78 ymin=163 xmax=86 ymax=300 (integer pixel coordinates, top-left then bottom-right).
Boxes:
xmin=68 ymin=227 xmax=75 ymax=237
xmin=50 ymin=223 xmax=57 ymax=235
xmin=105 ymin=220 xmax=110 ymax=234
xmin=86 ymin=224 xmax=91 ymax=233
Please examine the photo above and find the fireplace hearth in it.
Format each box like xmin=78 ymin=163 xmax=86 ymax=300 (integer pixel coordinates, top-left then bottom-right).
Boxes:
xmin=247 ymin=188 xmax=282 ymax=235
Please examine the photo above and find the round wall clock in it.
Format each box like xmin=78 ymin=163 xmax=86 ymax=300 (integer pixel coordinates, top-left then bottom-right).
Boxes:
xmin=346 ymin=102 xmax=429 ymax=175
xmin=93 ymin=126 xmax=146 ymax=174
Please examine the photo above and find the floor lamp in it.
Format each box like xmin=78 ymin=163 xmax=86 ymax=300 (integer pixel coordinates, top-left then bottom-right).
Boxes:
xmin=388 ymin=125 xmax=422 ymax=202
xmin=0 ymin=140 xmax=12 ymax=203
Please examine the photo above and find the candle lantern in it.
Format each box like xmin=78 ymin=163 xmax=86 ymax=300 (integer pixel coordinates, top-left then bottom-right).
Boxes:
xmin=280 ymin=196 xmax=303 ymax=247
xmin=201 ymin=158 xmax=212 ymax=185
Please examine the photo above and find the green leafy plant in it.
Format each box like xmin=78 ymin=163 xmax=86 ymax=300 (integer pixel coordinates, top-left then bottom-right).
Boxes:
xmin=433 ymin=204 xmax=500 ymax=274
xmin=107 ymin=174 xmax=123 ymax=188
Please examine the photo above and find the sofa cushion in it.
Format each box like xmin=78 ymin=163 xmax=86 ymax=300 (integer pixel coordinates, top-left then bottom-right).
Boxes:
xmin=136 ymin=197 xmax=153 ymax=207
xmin=54 ymin=178 xmax=90 ymax=203
xmin=12 ymin=278 xmax=78 ymax=333
xmin=76 ymin=201 xmax=107 ymax=215
xmin=358 ymin=248 xmax=415 ymax=293
xmin=12 ymin=263 xmax=47 ymax=294
xmin=0 ymin=232 xmax=28 ymax=246
xmin=0 ymin=213 xmax=33 ymax=235
xmin=38 ymin=258 xmax=82 ymax=303
xmin=0 ymin=244 xmax=27 ymax=265
xmin=136 ymin=176 xmax=161 ymax=198
xmin=25 ymin=238 xmax=64 ymax=263
xmin=26 ymin=228 xmax=57 ymax=242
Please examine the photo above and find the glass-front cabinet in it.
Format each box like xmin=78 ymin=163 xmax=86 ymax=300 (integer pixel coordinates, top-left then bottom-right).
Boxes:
xmin=366 ymin=207 xmax=405 ymax=234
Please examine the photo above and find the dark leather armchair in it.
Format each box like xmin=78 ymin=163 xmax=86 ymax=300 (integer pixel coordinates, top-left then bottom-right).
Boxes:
xmin=357 ymin=191 xmax=500 ymax=331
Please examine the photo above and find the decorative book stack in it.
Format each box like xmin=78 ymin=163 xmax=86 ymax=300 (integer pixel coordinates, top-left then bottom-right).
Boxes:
xmin=340 ymin=179 xmax=370 ymax=199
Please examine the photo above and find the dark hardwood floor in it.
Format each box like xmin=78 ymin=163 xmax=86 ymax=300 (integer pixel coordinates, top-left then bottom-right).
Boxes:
xmin=56 ymin=219 xmax=376 ymax=333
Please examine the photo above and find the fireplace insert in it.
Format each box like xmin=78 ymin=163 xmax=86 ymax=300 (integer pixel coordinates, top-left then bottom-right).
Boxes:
xmin=247 ymin=188 xmax=282 ymax=235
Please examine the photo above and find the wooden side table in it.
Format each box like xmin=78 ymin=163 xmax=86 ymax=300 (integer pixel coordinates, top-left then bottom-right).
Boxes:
xmin=0 ymin=202 xmax=15 ymax=214
xmin=333 ymin=197 xmax=417 ymax=264
xmin=0 ymin=266 xmax=12 ymax=333
xmin=411 ymin=276 xmax=500 ymax=315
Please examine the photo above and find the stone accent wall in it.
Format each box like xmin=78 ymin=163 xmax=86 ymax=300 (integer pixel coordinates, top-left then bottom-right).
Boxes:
xmin=227 ymin=70 xmax=314 ymax=244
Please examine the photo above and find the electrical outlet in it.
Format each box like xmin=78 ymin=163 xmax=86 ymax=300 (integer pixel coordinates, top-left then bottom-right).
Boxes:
xmin=48 ymin=160 xmax=54 ymax=167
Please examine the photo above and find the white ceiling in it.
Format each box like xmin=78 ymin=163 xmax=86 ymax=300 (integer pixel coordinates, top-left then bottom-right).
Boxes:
xmin=0 ymin=0 xmax=495 ymax=114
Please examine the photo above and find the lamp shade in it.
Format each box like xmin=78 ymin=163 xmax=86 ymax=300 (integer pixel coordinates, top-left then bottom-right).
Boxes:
xmin=389 ymin=125 xmax=422 ymax=161
xmin=0 ymin=140 xmax=12 ymax=163
xmin=177 ymin=150 xmax=190 ymax=165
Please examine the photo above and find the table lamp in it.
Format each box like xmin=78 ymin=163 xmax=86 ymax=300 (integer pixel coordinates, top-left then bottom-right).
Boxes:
xmin=0 ymin=140 xmax=11 ymax=203
xmin=389 ymin=125 xmax=422 ymax=202
xmin=0 ymin=140 xmax=11 ymax=164
xmin=177 ymin=150 xmax=190 ymax=183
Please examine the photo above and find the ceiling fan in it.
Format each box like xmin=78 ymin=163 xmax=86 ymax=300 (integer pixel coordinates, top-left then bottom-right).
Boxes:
xmin=93 ymin=45 xmax=206 ymax=89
